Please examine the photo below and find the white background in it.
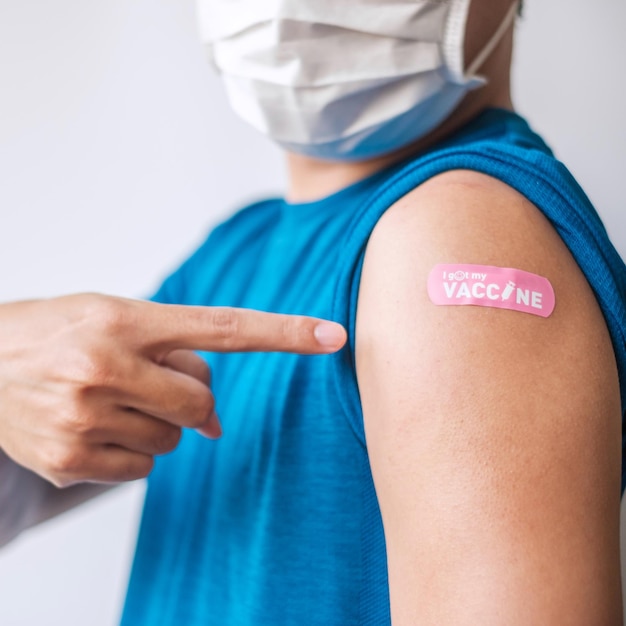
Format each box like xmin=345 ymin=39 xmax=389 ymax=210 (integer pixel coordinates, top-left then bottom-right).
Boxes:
xmin=0 ymin=1 xmax=625 ymax=624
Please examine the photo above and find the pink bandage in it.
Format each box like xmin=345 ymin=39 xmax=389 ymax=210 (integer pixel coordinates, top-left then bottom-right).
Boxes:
xmin=427 ymin=264 xmax=555 ymax=318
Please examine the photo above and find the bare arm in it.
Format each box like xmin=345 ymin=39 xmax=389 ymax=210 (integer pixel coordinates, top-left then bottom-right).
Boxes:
xmin=355 ymin=170 xmax=622 ymax=624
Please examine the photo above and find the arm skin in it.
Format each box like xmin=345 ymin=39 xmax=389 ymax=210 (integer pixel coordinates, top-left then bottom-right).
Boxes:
xmin=355 ymin=170 xmax=623 ymax=625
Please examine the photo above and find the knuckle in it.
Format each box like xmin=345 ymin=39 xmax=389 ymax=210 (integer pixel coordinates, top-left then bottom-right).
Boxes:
xmin=185 ymin=391 xmax=215 ymax=428
xmin=197 ymin=360 xmax=211 ymax=385
xmin=85 ymin=360 xmax=117 ymax=389
xmin=57 ymin=406 xmax=97 ymax=435
xmin=125 ymin=456 xmax=154 ymax=481
xmin=89 ymin=296 xmax=129 ymax=336
xmin=50 ymin=478 xmax=66 ymax=489
xmin=279 ymin=315 xmax=294 ymax=340
xmin=48 ymin=474 xmax=74 ymax=489
xmin=105 ymin=454 xmax=153 ymax=483
xmin=209 ymin=309 xmax=239 ymax=345
xmin=152 ymin=427 xmax=182 ymax=455
xmin=280 ymin=315 xmax=306 ymax=348
xmin=44 ymin=444 xmax=85 ymax=476
xmin=67 ymin=351 xmax=118 ymax=390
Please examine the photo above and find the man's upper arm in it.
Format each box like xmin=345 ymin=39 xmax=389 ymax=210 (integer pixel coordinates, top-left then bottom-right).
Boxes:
xmin=355 ymin=170 xmax=622 ymax=625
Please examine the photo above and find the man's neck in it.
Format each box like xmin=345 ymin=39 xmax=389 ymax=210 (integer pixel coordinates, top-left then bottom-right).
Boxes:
xmin=285 ymin=89 xmax=513 ymax=204
xmin=285 ymin=16 xmax=515 ymax=204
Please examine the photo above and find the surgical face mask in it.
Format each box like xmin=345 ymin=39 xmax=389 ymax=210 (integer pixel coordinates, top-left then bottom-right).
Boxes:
xmin=197 ymin=0 xmax=519 ymax=161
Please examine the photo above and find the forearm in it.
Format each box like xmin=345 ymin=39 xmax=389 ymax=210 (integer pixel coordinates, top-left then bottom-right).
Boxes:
xmin=0 ymin=449 xmax=114 ymax=548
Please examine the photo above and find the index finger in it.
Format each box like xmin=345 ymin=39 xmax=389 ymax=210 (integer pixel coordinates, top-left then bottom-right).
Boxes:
xmin=138 ymin=303 xmax=347 ymax=355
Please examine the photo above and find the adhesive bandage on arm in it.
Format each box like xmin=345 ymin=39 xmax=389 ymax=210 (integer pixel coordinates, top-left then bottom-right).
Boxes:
xmin=427 ymin=264 xmax=556 ymax=318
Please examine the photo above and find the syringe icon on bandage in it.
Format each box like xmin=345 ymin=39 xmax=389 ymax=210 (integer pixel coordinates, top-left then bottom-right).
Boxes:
xmin=427 ymin=264 xmax=555 ymax=318
xmin=501 ymin=281 xmax=516 ymax=301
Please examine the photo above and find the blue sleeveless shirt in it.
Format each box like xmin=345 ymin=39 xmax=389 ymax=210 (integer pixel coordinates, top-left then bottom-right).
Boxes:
xmin=121 ymin=109 xmax=626 ymax=625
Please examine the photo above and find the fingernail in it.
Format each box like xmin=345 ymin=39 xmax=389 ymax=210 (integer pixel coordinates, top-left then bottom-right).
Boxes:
xmin=313 ymin=322 xmax=347 ymax=349
xmin=198 ymin=411 xmax=222 ymax=439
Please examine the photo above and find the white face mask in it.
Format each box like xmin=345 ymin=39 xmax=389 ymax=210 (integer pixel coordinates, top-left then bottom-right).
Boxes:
xmin=197 ymin=0 xmax=519 ymax=161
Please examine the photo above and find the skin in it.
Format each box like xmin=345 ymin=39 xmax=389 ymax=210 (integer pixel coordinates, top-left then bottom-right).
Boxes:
xmin=289 ymin=0 xmax=623 ymax=622
xmin=356 ymin=172 xmax=622 ymax=624
xmin=286 ymin=0 xmax=516 ymax=202
xmin=0 ymin=294 xmax=345 ymax=526
xmin=2 ymin=0 xmax=622 ymax=621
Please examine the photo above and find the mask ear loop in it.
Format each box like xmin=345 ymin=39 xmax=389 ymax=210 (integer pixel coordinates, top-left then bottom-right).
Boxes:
xmin=443 ymin=0 xmax=520 ymax=83
xmin=466 ymin=0 xmax=520 ymax=76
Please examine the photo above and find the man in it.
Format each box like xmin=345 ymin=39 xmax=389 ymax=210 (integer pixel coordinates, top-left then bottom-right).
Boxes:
xmin=2 ymin=1 xmax=625 ymax=623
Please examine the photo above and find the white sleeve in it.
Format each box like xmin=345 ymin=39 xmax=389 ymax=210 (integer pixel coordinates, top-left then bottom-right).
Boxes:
xmin=0 ymin=450 xmax=116 ymax=548
xmin=0 ymin=450 xmax=47 ymax=548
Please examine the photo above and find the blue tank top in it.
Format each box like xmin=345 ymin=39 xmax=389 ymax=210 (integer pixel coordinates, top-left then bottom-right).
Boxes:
xmin=121 ymin=109 xmax=626 ymax=626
